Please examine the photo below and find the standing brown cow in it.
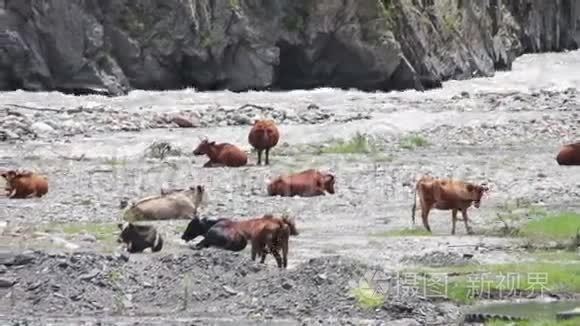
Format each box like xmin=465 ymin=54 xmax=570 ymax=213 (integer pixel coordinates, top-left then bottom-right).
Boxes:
xmin=267 ymin=169 xmax=335 ymax=197
xmin=1 ymin=170 xmax=49 ymax=199
xmin=556 ymin=142 xmax=580 ymax=165
xmin=411 ymin=176 xmax=489 ymax=235
xmin=248 ymin=119 xmax=280 ymax=165
xmin=193 ymin=138 xmax=248 ymax=167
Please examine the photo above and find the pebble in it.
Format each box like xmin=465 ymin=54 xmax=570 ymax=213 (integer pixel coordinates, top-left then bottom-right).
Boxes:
xmin=0 ymin=278 xmax=14 ymax=288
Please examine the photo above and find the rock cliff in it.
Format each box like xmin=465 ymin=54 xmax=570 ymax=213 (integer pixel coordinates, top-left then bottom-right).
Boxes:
xmin=0 ymin=0 xmax=578 ymax=95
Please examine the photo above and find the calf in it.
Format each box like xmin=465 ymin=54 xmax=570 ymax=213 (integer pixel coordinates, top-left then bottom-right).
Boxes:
xmin=267 ymin=169 xmax=335 ymax=197
xmin=248 ymin=119 xmax=280 ymax=165
xmin=117 ymin=222 xmax=163 ymax=253
xmin=193 ymin=138 xmax=248 ymax=167
xmin=556 ymin=143 xmax=580 ymax=165
xmin=1 ymin=170 xmax=49 ymax=199
xmin=411 ymin=176 xmax=489 ymax=235
xmin=254 ymin=214 xmax=299 ymax=268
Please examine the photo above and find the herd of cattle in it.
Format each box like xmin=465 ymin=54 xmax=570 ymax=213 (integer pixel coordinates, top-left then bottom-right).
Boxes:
xmin=2 ymin=120 xmax=580 ymax=268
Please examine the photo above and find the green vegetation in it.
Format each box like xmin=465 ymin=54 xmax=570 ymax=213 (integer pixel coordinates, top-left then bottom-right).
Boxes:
xmin=437 ymin=0 xmax=462 ymax=35
xmin=531 ymin=250 xmax=580 ymax=262
xmin=378 ymin=0 xmax=393 ymax=19
xmin=105 ymin=157 xmax=128 ymax=167
xmin=486 ymin=318 xmax=580 ymax=326
xmin=145 ymin=141 xmax=183 ymax=160
xmin=351 ymin=281 xmax=385 ymax=309
xmin=520 ymin=212 xmax=580 ymax=241
xmin=321 ymin=132 xmax=381 ymax=154
xmin=415 ymin=262 xmax=580 ymax=304
xmin=45 ymin=222 xmax=119 ymax=242
xmin=282 ymin=15 xmax=303 ymax=32
xmin=399 ymin=133 xmax=429 ymax=150
xmin=371 ymin=227 xmax=432 ymax=237
xmin=228 ymin=0 xmax=240 ymax=10
xmin=200 ymin=32 xmax=215 ymax=48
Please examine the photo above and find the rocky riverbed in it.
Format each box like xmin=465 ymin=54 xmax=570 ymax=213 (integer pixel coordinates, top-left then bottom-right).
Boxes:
xmin=1 ymin=52 xmax=580 ymax=325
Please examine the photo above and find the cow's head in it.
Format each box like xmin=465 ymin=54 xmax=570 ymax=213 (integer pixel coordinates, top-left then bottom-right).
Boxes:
xmin=193 ymin=138 xmax=215 ymax=156
xmin=181 ymin=217 xmax=206 ymax=242
xmin=466 ymin=183 xmax=489 ymax=208
xmin=320 ymin=173 xmax=335 ymax=194
xmin=1 ymin=170 xmax=17 ymax=182
xmin=117 ymin=222 xmax=134 ymax=246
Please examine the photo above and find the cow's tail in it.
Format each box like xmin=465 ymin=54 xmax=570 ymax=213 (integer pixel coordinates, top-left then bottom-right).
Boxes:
xmin=411 ymin=184 xmax=417 ymax=226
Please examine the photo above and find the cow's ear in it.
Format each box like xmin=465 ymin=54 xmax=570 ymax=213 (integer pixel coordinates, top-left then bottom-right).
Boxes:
xmin=117 ymin=223 xmax=124 ymax=230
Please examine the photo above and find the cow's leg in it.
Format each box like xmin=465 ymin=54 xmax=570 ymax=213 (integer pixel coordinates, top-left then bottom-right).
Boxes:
xmin=257 ymin=150 xmax=262 ymax=165
xmin=461 ymin=209 xmax=474 ymax=235
xmin=194 ymin=238 xmax=211 ymax=249
xmin=265 ymin=148 xmax=270 ymax=165
xmin=451 ymin=209 xmax=458 ymax=235
xmin=203 ymin=160 xmax=213 ymax=168
xmin=421 ymin=203 xmax=432 ymax=232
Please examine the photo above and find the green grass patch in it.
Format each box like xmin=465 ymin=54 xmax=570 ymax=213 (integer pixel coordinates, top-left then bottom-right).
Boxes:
xmin=415 ymin=262 xmax=580 ymax=304
xmin=45 ymin=222 xmax=119 ymax=242
xmin=321 ymin=132 xmax=380 ymax=154
xmin=531 ymin=250 xmax=580 ymax=262
xmin=399 ymin=133 xmax=429 ymax=150
xmin=371 ymin=227 xmax=432 ymax=237
xmin=486 ymin=318 xmax=580 ymax=326
xmin=520 ymin=212 xmax=580 ymax=241
xmin=351 ymin=281 xmax=385 ymax=309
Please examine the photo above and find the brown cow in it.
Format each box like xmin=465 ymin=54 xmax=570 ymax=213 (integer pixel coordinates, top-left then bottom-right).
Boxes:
xmin=556 ymin=142 xmax=580 ymax=165
xmin=267 ymin=169 xmax=335 ymax=197
xmin=1 ymin=170 xmax=49 ymax=199
xmin=248 ymin=119 xmax=280 ymax=165
xmin=411 ymin=176 xmax=489 ymax=235
xmin=193 ymin=138 xmax=248 ymax=167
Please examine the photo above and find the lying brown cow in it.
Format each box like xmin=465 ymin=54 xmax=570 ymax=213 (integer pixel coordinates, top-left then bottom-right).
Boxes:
xmin=411 ymin=176 xmax=489 ymax=235
xmin=193 ymin=138 xmax=248 ymax=167
xmin=267 ymin=169 xmax=335 ymax=197
xmin=248 ymin=119 xmax=280 ymax=165
xmin=556 ymin=142 xmax=580 ymax=165
xmin=1 ymin=170 xmax=49 ymax=199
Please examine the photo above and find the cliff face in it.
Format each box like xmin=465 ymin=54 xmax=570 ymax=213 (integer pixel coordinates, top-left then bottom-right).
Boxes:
xmin=0 ymin=0 xmax=578 ymax=96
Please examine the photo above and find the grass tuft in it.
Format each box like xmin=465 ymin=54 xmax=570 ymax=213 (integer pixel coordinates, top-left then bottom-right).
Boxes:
xmin=371 ymin=228 xmax=432 ymax=237
xmin=399 ymin=133 xmax=429 ymax=150
xmin=321 ymin=132 xmax=380 ymax=154
xmin=351 ymin=281 xmax=385 ymax=309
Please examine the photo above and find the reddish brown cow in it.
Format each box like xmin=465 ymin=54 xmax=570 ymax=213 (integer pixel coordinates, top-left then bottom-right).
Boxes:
xmin=556 ymin=142 xmax=580 ymax=165
xmin=267 ymin=169 xmax=335 ymax=197
xmin=193 ymin=138 xmax=248 ymax=167
xmin=248 ymin=119 xmax=280 ymax=165
xmin=411 ymin=176 xmax=489 ymax=235
xmin=1 ymin=170 xmax=49 ymax=199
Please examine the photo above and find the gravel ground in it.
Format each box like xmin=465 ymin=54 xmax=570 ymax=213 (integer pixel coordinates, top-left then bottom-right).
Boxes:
xmin=1 ymin=52 xmax=580 ymax=325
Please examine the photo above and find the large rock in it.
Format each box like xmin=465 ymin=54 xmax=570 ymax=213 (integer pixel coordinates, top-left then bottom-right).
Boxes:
xmin=0 ymin=0 xmax=578 ymax=95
